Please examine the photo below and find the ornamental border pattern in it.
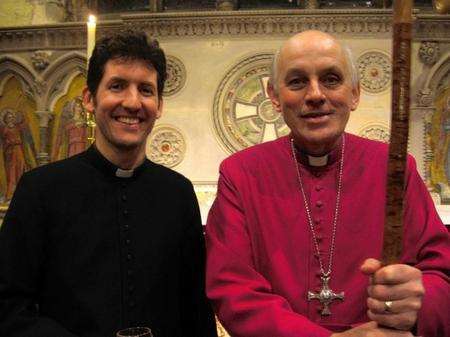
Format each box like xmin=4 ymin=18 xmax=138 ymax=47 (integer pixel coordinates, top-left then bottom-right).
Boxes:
xmin=0 ymin=11 xmax=449 ymax=51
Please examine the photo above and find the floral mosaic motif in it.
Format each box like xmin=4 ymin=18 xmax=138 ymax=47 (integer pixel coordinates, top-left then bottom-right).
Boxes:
xmin=357 ymin=51 xmax=391 ymax=94
xmin=147 ymin=125 xmax=186 ymax=168
xmin=31 ymin=50 xmax=51 ymax=71
xmin=163 ymin=55 xmax=186 ymax=97
xmin=213 ymin=53 xmax=289 ymax=153
xmin=418 ymin=41 xmax=440 ymax=66
xmin=358 ymin=124 xmax=390 ymax=143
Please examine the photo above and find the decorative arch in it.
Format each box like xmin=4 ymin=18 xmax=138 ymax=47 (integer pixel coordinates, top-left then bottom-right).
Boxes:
xmin=43 ymin=52 xmax=88 ymax=163
xmin=0 ymin=56 xmax=39 ymax=99
xmin=421 ymin=52 xmax=450 ymax=203
xmin=43 ymin=51 xmax=87 ymax=108
xmin=0 ymin=58 xmax=39 ymax=204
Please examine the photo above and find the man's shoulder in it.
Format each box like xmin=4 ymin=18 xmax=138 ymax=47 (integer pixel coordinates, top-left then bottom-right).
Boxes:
xmin=346 ymin=133 xmax=389 ymax=157
xmin=144 ymin=159 xmax=193 ymax=188
xmin=222 ymin=136 xmax=289 ymax=169
xmin=23 ymin=152 xmax=87 ymax=182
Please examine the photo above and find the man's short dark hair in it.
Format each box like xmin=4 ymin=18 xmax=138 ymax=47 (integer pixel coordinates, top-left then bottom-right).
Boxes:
xmin=87 ymin=30 xmax=166 ymax=98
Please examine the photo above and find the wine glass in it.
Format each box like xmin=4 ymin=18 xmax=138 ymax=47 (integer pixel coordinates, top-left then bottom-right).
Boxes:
xmin=116 ymin=327 xmax=153 ymax=337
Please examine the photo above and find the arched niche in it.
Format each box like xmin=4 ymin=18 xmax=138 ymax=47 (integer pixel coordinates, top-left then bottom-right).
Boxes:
xmin=0 ymin=57 xmax=39 ymax=203
xmin=43 ymin=52 xmax=88 ymax=162
xmin=421 ymin=51 xmax=450 ymax=203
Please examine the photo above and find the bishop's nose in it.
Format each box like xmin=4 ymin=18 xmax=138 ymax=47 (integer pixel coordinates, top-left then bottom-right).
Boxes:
xmin=305 ymin=80 xmax=326 ymax=107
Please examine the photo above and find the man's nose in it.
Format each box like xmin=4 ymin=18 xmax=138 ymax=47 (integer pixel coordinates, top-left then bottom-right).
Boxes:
xmin=305 ymin=80 xmax=326 ymax=106
xmin=122 ymin=88 xmax=142 ymax=110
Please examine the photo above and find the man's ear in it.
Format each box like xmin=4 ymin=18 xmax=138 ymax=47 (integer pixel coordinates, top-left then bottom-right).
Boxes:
xmin=267 ymin=82 xmax=282 ymax=113
xmin=350 ymin=82 xmax=360 ymax=111
xmin=82 ymin=87 xmax=95 ymax=114
xmin=156 ymin=98 xmax=163 ymax=119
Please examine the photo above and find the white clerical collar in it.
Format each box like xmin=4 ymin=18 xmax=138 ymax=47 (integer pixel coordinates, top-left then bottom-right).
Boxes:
xmin=307 ymin=154 xmax=329 ymax=167
xmin=115 ymin=168 xmax=134 ymax=178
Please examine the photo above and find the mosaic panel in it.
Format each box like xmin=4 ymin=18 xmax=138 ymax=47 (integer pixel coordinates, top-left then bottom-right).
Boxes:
xmin=147 ymin=124 xmax=186 ymax=168
xmin=163 ymin=55 xmax=187 ymax=97
xmin=357 ymin=51 xmax=391 ymax=94
xmin=213 ymin=53 xmax=289 ymax=153
xmin=358 ymin=123 xmax=390 ymax=143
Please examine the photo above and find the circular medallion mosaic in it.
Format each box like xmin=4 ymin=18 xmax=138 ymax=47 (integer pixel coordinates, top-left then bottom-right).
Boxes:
xmin=213 ymin=53 xmax=289 ymax=153
xmin=163 ymin=55 xmax=186 ymax=97
xmin=147 ymin=125 xmax=186 ymax=168
xmin=358 ymin=123 xmax=390 ymax=143
xmin=357 ymin=51 xmax=391 ymax=94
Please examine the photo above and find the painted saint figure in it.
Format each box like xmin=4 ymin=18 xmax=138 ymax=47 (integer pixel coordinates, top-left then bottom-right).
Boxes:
xmin=0 ymin=108 xmax=36 ymax=201
xmin=53 ymin=96 xmax=88 ymax=161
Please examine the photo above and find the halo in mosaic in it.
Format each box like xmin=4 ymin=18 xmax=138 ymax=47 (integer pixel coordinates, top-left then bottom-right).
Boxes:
xmin=213 ymin=53 xmax=289 ymax=153
xmin=147 ymin=125 xmax=186 ymax=168
xmin=163 ymin=55 xmax=186 ymax=97
xmin=358 ymin=123 xmax=390 ymax=143
xmin=357 ymin=51 xmax=392 ymax=94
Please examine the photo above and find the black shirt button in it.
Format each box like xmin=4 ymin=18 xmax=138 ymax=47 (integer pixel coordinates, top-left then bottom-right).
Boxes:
xmin=127 ymin=254 xmax=132 ymax=261
xmin=127 ymin=269 xmax=133 ymax=276
xmin=125 ymin=239 xmax=131 ymax=245
xmin=121 ymin=195 xmax=127 ymax=201
xmin=129 ymin=285 xmax=135 ymax=293
xmin=129 ymin=301 xmax=135 ymax=308
xmin=123 ymin=224 xmax=130 ymax=230
xmin=123 ymin=209 xmax=129 ymax=216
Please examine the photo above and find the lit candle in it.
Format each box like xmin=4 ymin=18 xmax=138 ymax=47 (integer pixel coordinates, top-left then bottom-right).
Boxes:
xmin=86 ymin=14 xmax=96 ymax=67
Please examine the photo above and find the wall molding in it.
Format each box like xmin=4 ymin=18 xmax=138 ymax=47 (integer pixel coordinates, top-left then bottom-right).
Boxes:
xmin=0 ymin=10 xmax=449 ymax=52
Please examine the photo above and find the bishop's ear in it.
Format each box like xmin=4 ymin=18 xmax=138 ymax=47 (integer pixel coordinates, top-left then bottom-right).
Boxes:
xmin=267 ymin=82 xmax=282 ymax=113
xmin=82 ymin=87 xmax=95 ymax=114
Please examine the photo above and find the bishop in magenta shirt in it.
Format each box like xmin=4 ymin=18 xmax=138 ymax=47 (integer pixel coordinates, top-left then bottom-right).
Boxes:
xmin=206 ymin=133 xmax=450 ymax=337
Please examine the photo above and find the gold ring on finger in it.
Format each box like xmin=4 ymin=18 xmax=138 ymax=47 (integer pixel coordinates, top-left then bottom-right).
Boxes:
xmin=384 ymin=300 xmax=393 ymax=313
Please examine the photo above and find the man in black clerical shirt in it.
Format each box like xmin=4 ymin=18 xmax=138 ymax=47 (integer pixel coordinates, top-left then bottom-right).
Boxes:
xmin=0 ymin=31 xmax=217 ymax=337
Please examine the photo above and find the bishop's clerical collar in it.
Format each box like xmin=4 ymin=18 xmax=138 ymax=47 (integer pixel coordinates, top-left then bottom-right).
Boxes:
xmin=290 ymin=135 xmax=343 ymax=168
xmin=307 ymin=154 xmax=329 ymax=167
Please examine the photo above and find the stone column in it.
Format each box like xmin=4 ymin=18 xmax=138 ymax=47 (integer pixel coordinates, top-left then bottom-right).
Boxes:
xmin=216 ymin=0 xmax=238 ymax=11
xmin=149 ymin=0 xmax=163 ymax=12
xmin=35 ymin=110 xmax=53 ymax=166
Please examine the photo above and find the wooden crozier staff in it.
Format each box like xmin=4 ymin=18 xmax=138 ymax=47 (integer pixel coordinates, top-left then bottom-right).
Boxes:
xmin=382 ymin=0 xmax=413 ymax=265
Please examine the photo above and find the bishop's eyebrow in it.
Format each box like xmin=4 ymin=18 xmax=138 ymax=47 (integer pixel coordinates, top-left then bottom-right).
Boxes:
xmin=284 ymin=68 xmax=307 ymax=80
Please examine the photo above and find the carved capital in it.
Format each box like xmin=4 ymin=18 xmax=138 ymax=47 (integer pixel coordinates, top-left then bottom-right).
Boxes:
xmin=216 ymin=0 xmax=238 ymax=10
xmin=305 ymin=0 xmax=319 ymax=9
xmin=35 ymin=110 xmax=54 ymax=127
xmin=31 ymin=50 xmax=52 ymax=71
xmin=418 ymin=41 xmax=440 ymax=65
xmin=416 ymin=89 xmax=434 ymax=107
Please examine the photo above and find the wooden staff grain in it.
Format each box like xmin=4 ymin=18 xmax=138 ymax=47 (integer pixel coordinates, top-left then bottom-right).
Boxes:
xmin=383 ymin=0 xmax=413 ymax=265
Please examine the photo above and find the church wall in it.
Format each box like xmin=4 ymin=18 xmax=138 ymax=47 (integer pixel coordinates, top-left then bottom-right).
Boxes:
xmin=0 ymin=10 xmax=449 ymax=226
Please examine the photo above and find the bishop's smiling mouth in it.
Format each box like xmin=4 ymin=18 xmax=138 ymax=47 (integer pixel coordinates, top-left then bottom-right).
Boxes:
xmin=301 ymin=112 xmax=332 ymax=119
xmin=115 ymin=116 xmax=141 ymax=125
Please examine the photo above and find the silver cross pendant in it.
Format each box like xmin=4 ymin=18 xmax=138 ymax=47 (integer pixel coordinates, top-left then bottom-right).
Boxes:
xmin=308 ymin=274 xmax=344 ymax=316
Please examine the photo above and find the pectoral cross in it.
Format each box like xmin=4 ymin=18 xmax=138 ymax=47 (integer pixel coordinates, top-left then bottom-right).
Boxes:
xmin=307 ymin=274 xmax=344 ymax=316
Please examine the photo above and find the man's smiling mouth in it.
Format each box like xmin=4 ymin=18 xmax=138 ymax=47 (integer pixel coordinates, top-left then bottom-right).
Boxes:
xmin=115 ymin=116 xmax=141 ymax=125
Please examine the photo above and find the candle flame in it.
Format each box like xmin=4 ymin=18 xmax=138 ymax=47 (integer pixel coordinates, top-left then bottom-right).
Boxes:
xmin=88 ymin=15 xmax=96 ymax=24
